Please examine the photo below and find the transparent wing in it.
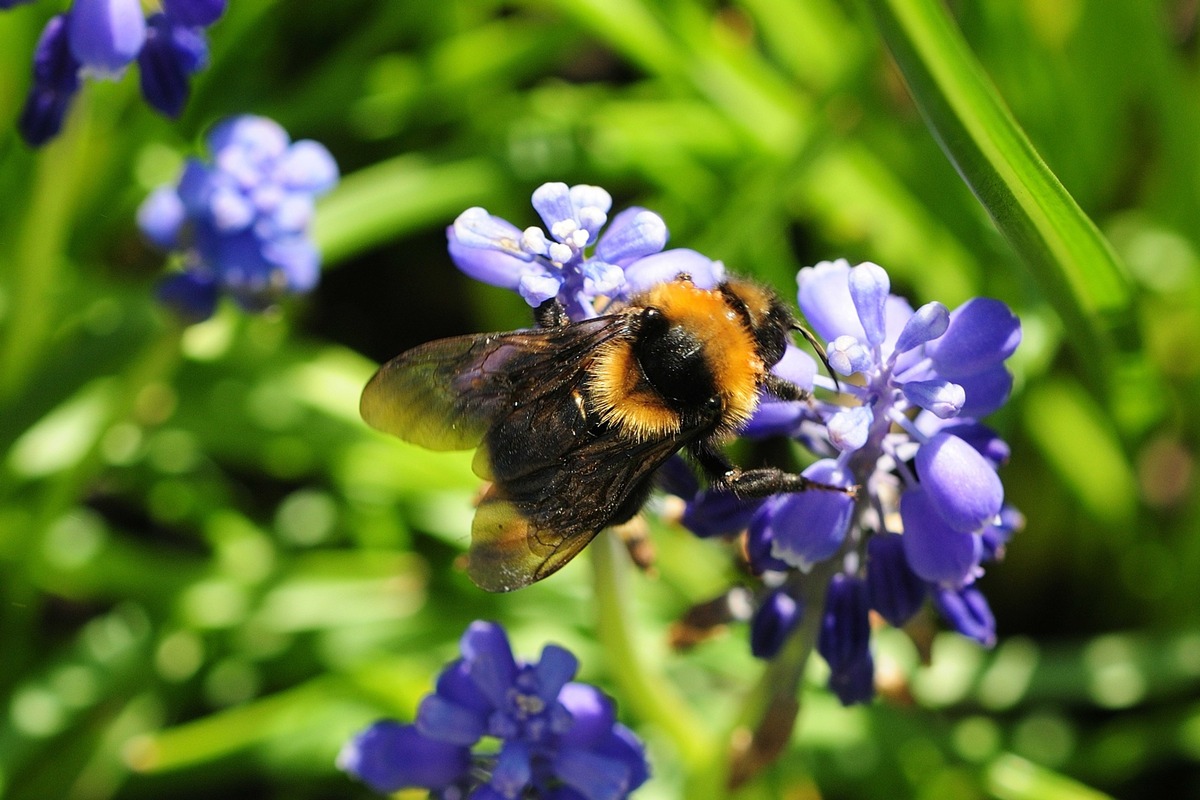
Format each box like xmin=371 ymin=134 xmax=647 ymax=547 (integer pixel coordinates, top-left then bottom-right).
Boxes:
xmin=361 ymin=316 xmax=631 ymax=451
xmin=361 ymin=332 xmax=531 ymax=451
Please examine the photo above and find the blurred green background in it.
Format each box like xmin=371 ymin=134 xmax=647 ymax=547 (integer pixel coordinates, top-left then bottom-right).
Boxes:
xmin=1 ymin=1 xmax=1198 ymax=798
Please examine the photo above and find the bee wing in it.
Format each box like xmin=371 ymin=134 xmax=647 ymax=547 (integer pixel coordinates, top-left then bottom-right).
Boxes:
xmin=361 ymin=319 xmax=618 ymax=451
xmin=468 ymin=410 xmax=694 ymax=592
xmin=361 ymin=333 xmax=515 ymax=451
xmin=360 ymin=323 xmax=595 ymax=453
xmin=362 ymin=313 xmax=681 ymax=592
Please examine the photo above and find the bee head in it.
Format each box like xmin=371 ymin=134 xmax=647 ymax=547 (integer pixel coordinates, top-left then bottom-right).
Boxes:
xmin=717 ymin=278 xmax=795 ymax=369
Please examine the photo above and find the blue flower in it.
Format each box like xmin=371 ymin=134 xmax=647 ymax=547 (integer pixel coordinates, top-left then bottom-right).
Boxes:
xmin=653 ymin=258 xmax=1020 ymax=702
xmin=17 ymin=14 xmax=80 ymax=146
xmin=818 ymin=575 xmax=875 ymax=706
xmin=759 ymin=459 xmax=855 ymax=570
xmin=161 ymin=0 xmax=226 ymax=26
xmin=750 ymin=590 xmax=802 ymax=659
xmin=865 ymin=532 xmax=927 ymax=628
xmin=137 ymin=12 xmax=209 ymax=117
xmin=899 ymin=486 xmax=983 ymax=586
xmin=448 ymin=182 xmax=725 ymax=320
xmin=340 ymin=621 xmax=649 ymax=800
xmin=9 ymin=0 xmax=225 ymax=145
xmin=69 ymin=0 xmax=145 ymax=77
xmin=337 ymin=721 xmax=472 ymax=795
xmin=138 ymin=115 xmax=338 ymax=321
xmin=933 ymin=585 xmax=996 ymax=647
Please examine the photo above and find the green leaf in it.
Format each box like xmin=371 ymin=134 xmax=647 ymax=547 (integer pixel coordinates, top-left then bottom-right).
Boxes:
xmin=315 ymin=156 xmax=504 ymax=266
xmin=987 ymin=753 xmax=1116 ymax=800
xmin=862 ymin=0 xmax=1148 ymax=409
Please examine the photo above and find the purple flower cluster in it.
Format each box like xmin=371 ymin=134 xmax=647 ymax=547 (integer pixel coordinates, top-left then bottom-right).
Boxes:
xmin=339 ymin=621 xmax=649 ymax=800
xmin=722 ymin=259 xmax=1021 ymax=703
xmin=448 ymin=182 xmax=725 ymax=320
xmin=12 ymin=0 xmax=225 ymax=146
xmin=137 ymin=115 xmax=338 ymax=321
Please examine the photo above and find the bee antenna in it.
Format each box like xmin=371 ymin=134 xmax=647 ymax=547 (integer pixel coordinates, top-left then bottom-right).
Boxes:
xmin=792 ymin=323 xmax=840 ymax=392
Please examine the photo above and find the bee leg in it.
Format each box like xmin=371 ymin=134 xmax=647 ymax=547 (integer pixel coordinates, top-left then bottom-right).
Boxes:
xmin=611 ymin=516 xmax=656 ymax=575
xmin=534 ymin=297 xmax=570 ymax=328
xmin=762 ymin=374 xmax=812 ymax=403
xmin=720 ymin=468 xmax=857 ymax=498
xmin=691 ymin=440 xmax=857 ymax=498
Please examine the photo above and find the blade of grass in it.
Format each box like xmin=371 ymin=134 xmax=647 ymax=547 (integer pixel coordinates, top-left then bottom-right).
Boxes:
xmin=314 ymin=156 xmax=503 ymax=267
xmin=862 ymin=0 xmax=1149 ymax=411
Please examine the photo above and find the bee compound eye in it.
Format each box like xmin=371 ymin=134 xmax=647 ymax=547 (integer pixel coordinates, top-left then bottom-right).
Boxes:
xmin=635 ymin=306 xmax=665 ymax=334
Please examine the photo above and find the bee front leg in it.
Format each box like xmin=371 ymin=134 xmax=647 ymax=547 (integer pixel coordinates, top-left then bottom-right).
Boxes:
xmin=534 ymin=297 xmax=570 ymax=328
xmin=762 ymin=374 xmax=812 ymax=403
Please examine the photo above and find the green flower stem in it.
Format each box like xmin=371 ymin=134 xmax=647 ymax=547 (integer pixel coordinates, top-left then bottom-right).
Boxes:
xmin=589 ymin=530 xmax=715 ymax=781
xmin=0 ymin=96 xmax=93 ymax=401
xmin=722 ymin=561 xmax=837 ymax=791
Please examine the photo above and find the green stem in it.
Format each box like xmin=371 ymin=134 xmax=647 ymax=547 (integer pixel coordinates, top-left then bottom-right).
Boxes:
xmin=589 ymin=530 xmax=714 ymax=775
xmin=0 ymin=94 xmax=92 ymax=401
xmin=722 ymin=563 xmax=836 ymax=792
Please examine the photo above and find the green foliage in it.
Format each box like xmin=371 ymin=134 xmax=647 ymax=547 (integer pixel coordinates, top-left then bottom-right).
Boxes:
xmin=1 ymin=1 xmax=1198 ymax=798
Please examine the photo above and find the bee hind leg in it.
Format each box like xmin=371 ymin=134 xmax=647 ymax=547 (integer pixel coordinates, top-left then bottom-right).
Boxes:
xmin=718 ymin=467 xmax=857 ymax=498
xmin=690 ymin=440 xmax=858 ymax=498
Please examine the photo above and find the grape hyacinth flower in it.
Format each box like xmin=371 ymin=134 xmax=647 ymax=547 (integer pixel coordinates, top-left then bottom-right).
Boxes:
xmin=10 ymin=0 xmax=226 ymax=145
xmin=727 ymin=259 xmax=1021 ymax=700
xmin=339 ymin=620 xmax=649 ymax=799
xmin=448 ymin=182 xmax=726 ymax=320
xmin=138 ymin=115 xmax=339 ymax=321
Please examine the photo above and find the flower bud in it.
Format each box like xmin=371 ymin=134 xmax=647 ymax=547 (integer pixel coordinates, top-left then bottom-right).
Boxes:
xmin=18 ymin=15 xmax=81 ymax=146
xmin=933 ymin=585 xmax=996 ymax=647
xmin=594 ymin=208 xmax=667 ymax=265
xmin=899 ymin=487 xmax=983 ymax=586
xmin=893 ymin=301 xmax=949 ymax=355
xmin=866 ymin=533 xmax=927 ymax=627
xmin=916 ymin=432 xmax=1004 ymax=532
xmin=818 ymin=574 xmax=875 ymax=705
xmin=848 ymin=261 xmax=890 ymax=346
xmin=827 ymin=406 xmax=873 ymax=452
xmin=827 ymin=335 xmax=873 ymax=376
xmin=902 ymin=379 xmax=965 ymax=419
xmin=750 ymin=590 xmax=802 ymax=659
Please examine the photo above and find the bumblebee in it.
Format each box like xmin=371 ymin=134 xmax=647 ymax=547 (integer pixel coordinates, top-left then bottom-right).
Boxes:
xmin=361 ymin=276 xmax=846 ymax=592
